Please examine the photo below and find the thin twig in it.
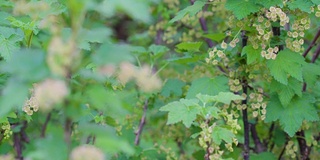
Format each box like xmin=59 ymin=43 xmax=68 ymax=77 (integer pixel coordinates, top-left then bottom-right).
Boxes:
xmin=303 ymin=28 xmax=320 ymax=57
xmin=41 ymin=113 xmax=51 ymax=138
xmin=64 ymin=118 xmax=72 ymax=149
xmin=278 ymin=138 xmax=289 ymax=160
xmin=265 ymin=122 xmax=275 ymax=151
xmin=190 ymin=0 xmax=214 ymax=48
xmin=134 ymin=100 xmax=148 ymax=145
xmin=311 ymin=43 xmax=320 ymax=63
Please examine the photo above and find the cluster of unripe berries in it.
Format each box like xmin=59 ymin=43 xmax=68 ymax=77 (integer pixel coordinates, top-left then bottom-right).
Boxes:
xmin=248 ymin=88 xmax=267 ymax=120
xmin=1 ymin=122 xmax=12 ymax=139
xmin=206 ymin=38 xmax=241 ymax=66
xmin=286 ymin=17 xmax=309 ymax=52
xmin=311 ymin=5 xmax=320 ymax=17
xmin=285 ymin=140 xmax=298 ymax=159
xmin=198 ymin=122 xmax=224 ymax=160
xmin=266 ymin=7 xmax=289 ymax=26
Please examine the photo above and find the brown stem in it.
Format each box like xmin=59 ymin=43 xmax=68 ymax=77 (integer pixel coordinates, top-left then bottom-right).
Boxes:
xmin=176 ymin=138 xmax=185 ymax=154
xmin=303 ymin=28 xmax=320 ymax=57
xmin=64 ymin=118 xmax=72 ymax=149
xmin=242 ymin=91 xmax=250 ymax=160
xmin=311 ymin=43 xmax=320 ymax=63
xmin=250 ymin=123 xmax=266 ymax=153
xmin=13 ymin=121 xmax=28 ymax=160
xmin=134 ymin=100 xmax=148 ymax=145
xmin=41 ymin=113 xmax=51 ymax=138
xmin=13 ymin=133 xmax=23 ymax=160
xmin=204 ymin=141 xmax=211 ymax=160
xmin=241 ymin=31 xmax=250 ymax=160
xmin=296 ymin=131 xmax=310 ymax=160
xmin=272 ymin=25 xmax=283 ymax=52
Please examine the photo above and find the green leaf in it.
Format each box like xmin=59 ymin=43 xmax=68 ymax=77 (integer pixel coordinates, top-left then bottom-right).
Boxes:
xmin=92 ymin=43 xmax=134 ymax=65
xmin=251 ymin=152 xmax=277 ymax=160
xmin=1 ymin=49 xmax=49 ymax=81
xmin=186 ymin=76 xmax=229 ymax=99
xmin=78 ymin=28 xmax=112 ymax=50
xmin=312 ymin=0 xmax=320 ymax=5
xmin=176 ymin=42 xmax=203 ymax=52
xmin=0 ymin=35 xmax=21 ymax=60
xmin=0 ymin=80 xmax=29 ymax=117
xmin=98 ymin=0 xmax=151 ymax=23
xmin=159 ymin=99 xmax=201 ymax=128
xmin=267 ymin=49 xmax=305 ymax=85
xmin=202 ymin=33 xmax=226 ymax=42
xmin=213 ymin=92 xmax=245 ymax=104
xmin=7 ymin=16 xmax=39 ymax=35
xmin=270 ymin=78 xmax=303 ymax=106
xmin=255 ymin=0 xmax=283 ymax=8
xmin=169 ymin=1 xmax=206 ymax=23
xmin=78 ymin=123 xmax=134 ymax=155
xmin=196 ymin=92 xmax=244 ymax=105
xmin=85 ymin=85 xmax=127 ymax=117
xmin=225 ymin=0 xmax=260 ymax=20
xmin=287 ymin=0 xmax=314 ymax=13
xmin=265 ymin=94 xmax=319 ymax=137
xmin=302 ymin=63 xmax=320 ymax=87
xmin=167 ymin=55 xmax=202 ymax=64
xmin=212 ymin=126 xmax=235 ymax=144
xmin=148 ymin=44 xmax=169 ymax=59
xmin=26 ymin=132 xmax=68 ymax=160
xmin=241 ymin=45 xmax=262 ymax=65
xmin=161 ymin=79 xmax=186 ymax=97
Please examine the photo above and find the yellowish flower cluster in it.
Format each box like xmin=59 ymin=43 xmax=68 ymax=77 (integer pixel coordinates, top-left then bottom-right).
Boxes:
xmin=164 ymin=0 xmax=179 ymax=9
xmin=285 ymin=141 xmax=298 ymax=159
xmin=261 ymin=46 xmax=278 ymax=60
xmin=198 ymin=123 xmax=224 ymax=160
xmin=23 ymin=79 xmax=69 ymax=114
xmin=286 ymin=17 xmax=310 ymax=52
xmin=266 ymin=7 xmax=289 ymax=26
xmin=23 ymin=96 xmax=39 ymax=116
xmin=118 ymin=62 xmax=162 ymax=92
xmin=1 ymin=122 xmax=12 ymax=139
xmin=70 ymin=145 xmax=105 ymax=160
xmin=311 ymin=5 xmax=320 ymax=17
xmin=248 ymin=88 xmax=267 ymax=120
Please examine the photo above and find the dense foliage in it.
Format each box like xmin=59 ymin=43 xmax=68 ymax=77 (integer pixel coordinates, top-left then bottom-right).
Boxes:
xmin=0 ymin=0 xmax=320 ymax=160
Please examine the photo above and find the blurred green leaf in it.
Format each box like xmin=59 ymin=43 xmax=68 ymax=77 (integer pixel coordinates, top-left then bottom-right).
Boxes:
xmin=169 ymin=1 xmax=206 ymax=23
xmin=92 ymin=43 xmax=134 ymax=65
xmin=265 ymin=94 xmax=319 ymax=137
xmin=1 ymin=49 xmax=49 ymax=81
xmin=160 ymin=99 xmax=201 ymax=128
xmin=98 ymin=0 xmax=151 ymax=23
xmin=176 ymin=42 xmax=203 ymax=52
xmin=241 ymin=45 xmax=262 ymax=65
xmin=161 ymin=79 xmax=186 ymax=97
xmin=212 ymin=126 xmax=235 ymax=144
xmin=85 ymin=85 xmax=128 ymax=117
xmin=202 ymin=33 xmax=226 ymax=42
xmin=26 ymin=132 xmax=68 ymax=160
xmin=186 ymin=76 xmax=229 ymax=99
